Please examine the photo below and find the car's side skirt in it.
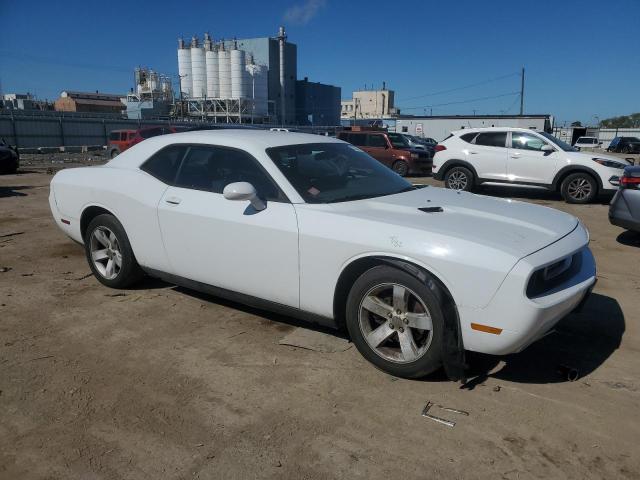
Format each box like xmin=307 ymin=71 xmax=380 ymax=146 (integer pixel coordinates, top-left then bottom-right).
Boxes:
xmin=143 ymin=267 xmax=338 ymax=329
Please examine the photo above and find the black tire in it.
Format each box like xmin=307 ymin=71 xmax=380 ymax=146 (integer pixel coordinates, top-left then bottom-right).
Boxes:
xmin=84 ymin=214 xmax=144 ymax=288
xmin=444 ymin=166 xmax=474 ymax=191
xmin=623 ymin=146 xmax=631 ymax=154
xmin=560 ymin=172 xmax=598 ymax=204
xmin=392 ymin=160 xmax=409 ymax=177
xmin=109 ymin=149 xmax=120 ymax=159
xmin=345 ymin=265 xmax=445 ymax=379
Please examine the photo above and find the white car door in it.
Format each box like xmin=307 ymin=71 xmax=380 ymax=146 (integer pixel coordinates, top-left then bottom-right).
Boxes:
xmin=157 ymin=144 xmax=300 ymax=308
xmin=507 ymin=131 xmax=559 ymax=184
xmin=467 ymin=131 xmax=509 ymax=180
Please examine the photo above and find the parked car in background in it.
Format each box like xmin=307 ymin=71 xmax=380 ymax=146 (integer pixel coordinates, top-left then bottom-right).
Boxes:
xmin=108 ymin=126 xmax=189 ymax=158
xmin=609 ymin=166 xmax=640 ymax=232
xmin=49 ymin=130 xmax=596 ymax=380
xmin=0 ymin=138 xmax=20 ymax=174
xmin=400 ymin=134 xmax=427 ymax=151
xmin=337 ymin=129 xmax=432 ymax=176
xmin=607 ymin=136 xmax=640 ymax=154
xmin=574 ymin=136 xmax=601 ymax=150
xmin=432 ymin=127 xmax=632 ymax=203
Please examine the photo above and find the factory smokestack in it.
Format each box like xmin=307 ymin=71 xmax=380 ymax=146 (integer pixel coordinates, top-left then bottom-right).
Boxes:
xmin=277 ymin=26 xmax=287 ymax=125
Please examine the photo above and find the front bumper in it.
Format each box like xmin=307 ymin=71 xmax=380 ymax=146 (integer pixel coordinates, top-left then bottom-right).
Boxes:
xmin=458 ymin=225 xmax=596 ymax=355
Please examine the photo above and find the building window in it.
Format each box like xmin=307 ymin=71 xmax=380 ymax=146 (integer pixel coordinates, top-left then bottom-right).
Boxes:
xmin=401 ymin=126 xmax=408 ymax=133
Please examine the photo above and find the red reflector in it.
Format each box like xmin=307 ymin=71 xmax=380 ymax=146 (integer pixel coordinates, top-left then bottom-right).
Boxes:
xmin=434 ymin=145 xmax=446 ymax=152
xmin=621 ymin=176 xmax=640 ymax=187
xmin=61 ymin=219 xmax=70 ymax=225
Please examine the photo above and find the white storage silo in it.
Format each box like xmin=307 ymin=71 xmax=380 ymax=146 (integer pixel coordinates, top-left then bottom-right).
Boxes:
xmin=177 ymin=38 xmax=192 ymax=97
xmin=206 ymin=47 xmax=219 ymax=98
xmin=190 ymin=37 xmax=207 ymax=99
xmin=218 ymin=45 xmax=232 ymax=99
xmin=231 ymin=48 xmax=246 ymax=99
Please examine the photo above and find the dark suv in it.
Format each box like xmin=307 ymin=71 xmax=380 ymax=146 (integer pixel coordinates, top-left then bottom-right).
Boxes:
xmin=337 ymin=129 xmax=432 ymax=176
xmin=607 ymin=137 xmax=640 ymax=154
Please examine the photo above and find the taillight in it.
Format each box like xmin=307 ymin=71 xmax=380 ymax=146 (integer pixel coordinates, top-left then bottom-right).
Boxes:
xmin=434 ymin=144 xmax=446 ymax=152
xmin=620 ymin=175 xmax=640 ymax=189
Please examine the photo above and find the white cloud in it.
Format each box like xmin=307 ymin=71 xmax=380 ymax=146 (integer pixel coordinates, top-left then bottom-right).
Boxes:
xmin=283 ymin=0 xmax=326 ymax=25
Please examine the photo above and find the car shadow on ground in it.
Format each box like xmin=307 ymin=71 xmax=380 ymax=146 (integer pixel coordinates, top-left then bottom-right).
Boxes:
xmin=170 ymin=284 xmax=350 ymax=340
xmin=616 ymin=230 xmax=640 ymax=248
xmin=475 ymin=185 xmax=614 ymax=206
xmin=0 ymin=185 xmax=32 ymax=198
xmin=462 ymin=292 xmax=624 ymax=387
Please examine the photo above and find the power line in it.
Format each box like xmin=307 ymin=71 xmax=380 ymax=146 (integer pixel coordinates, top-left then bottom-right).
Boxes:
xmin=401 ymin=91 xmax=521 ymax=110
xmin=396 ymin=72 xmax=520 ymax=102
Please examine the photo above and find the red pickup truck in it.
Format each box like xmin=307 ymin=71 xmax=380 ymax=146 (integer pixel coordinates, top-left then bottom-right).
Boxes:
xmin=107 ymin=126 xmax=189 ymax=158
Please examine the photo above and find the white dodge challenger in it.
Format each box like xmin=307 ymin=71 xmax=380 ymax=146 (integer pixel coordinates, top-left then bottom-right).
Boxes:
xmin=49 ymin=130 xmax=596 ymax=380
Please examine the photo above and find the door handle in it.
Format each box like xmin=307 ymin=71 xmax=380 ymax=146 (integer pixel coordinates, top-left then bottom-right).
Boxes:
xmin=468 ymin=151 xmax=478 ymax=154
xmin=165 ymin=196 xmax=182 ymax=205
xmin=510 ymin=154 xmax=521 ymax=159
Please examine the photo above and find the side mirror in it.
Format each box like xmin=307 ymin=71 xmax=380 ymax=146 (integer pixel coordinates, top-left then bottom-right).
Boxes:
xmin=541 ymin=145 xmax=555 ymax=153
xmin=223 ymin=182 xmax=266 ymax=211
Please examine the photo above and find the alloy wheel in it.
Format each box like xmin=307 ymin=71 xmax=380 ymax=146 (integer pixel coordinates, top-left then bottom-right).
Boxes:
xmin=358 ymin=283 xmax=433 ymax=364
xmin=89 ymin=226 xmax=122 ymax=280
xmin=567 ymin=177 xmax=592 ymax=201
xmin=447 ymin=170 xmax=468 ymax=190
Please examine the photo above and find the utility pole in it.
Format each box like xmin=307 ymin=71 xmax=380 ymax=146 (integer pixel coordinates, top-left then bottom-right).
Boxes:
xmin=519 ymin=67 xmax=525 ymax=116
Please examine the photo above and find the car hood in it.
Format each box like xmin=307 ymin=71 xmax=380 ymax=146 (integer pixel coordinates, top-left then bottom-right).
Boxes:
xmin=327 ymin=187 xmax=579 ymax=259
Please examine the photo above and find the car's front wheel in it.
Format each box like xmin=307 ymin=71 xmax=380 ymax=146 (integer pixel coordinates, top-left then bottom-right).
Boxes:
xmin=84 ymin=214 xmax=144 ymax=288
xmin=560 ymin=172 xmax=597 ymax=204
xmin=346 ymin=265 xmax=444 ymax=379
xmin=444 ymin=166 xmax=474 ymax=191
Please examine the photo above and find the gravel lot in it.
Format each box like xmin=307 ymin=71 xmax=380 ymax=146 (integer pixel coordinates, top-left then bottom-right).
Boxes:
xmin=1 ymin=154 xmax=639 ymax=479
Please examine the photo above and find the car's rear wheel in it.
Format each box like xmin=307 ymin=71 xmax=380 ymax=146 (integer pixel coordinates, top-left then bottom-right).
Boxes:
xmin=346 ymin=265 xmax=444 ymax=379
xmin=444 ymin=166 xmax=474 ymax=191
xmin=392 ymin=160 xmax=409 ymax=177
xmin=623 ymin=146 xmax=632 ymax=154
xmin=84 ymin=214 xmax=144 ymax=288
xmin=561 ymin=172 xmax=597 ymax=204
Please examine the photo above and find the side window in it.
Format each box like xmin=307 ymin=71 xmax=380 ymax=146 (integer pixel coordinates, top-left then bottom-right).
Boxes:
xmin=108 ymin=132 xmax=120 ymax=141
xmin=174 ymin=146 xmax=282 ymax=201
xmin=475 ymin=132 xmax=507 ymax=147
xmin=367 ymin=134 xmax=387 ymax=148
xmin=349 ymin=134 xmax=367 ymax=147
xmin=511 ymin=132 xmax=549 ymax=151
xmin=140 ymin=145 xmax=188 ymax=184
xmin=460 ymin=132 xmax=477 ymax=143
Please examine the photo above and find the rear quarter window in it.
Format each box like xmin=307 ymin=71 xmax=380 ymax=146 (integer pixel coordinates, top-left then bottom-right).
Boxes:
xmin=459 ymin=133 xmax=477 ymax=143
xmin=140 ymin=145 xmax=188 ymax=184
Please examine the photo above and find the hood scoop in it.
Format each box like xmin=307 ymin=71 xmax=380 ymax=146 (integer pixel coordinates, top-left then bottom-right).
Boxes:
xmin=418 ymin=206 xmax=443 ymax=213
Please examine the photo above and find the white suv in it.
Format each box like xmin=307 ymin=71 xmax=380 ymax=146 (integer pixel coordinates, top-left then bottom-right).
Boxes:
xmin=432 ymin=127 xmax=631 ymax=203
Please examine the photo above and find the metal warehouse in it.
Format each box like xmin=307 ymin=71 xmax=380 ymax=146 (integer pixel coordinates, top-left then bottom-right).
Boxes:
xmin=395 ymin=115 xmax=553 ymax=141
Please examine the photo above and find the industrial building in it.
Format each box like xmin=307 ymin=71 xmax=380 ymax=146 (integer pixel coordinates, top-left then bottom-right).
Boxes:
xmin=394 ymin=115 xmax=554 ymax=141
xmin=176 ymin=26 xmax=339 ymax=125
xmin=341 ymin=87 xmax=399 ymax=121
xmin=295 ymin=77 xmax=341 ymax=126
xmin=54 ymin=91 xmax=124 ymax=114
xmin=125 ymin=67 xmax=174 ymax=119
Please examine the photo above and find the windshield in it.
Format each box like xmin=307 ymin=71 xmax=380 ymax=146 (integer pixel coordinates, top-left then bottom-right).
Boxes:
xmin=266 ymin=143 xmax=414 ymax=204
xmin=539 ymin=132 xmax=578 ymax=152
xmin=387 ymin=133 xmax=411 ymax=148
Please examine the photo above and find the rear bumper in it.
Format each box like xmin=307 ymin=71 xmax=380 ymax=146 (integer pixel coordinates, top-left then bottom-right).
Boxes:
xmin=409 ymin=159 xmax=433 ymax=174
xmin=609 ymin=190 xmax=640 ymax=232
xmin=459 ymin=225 xmax=596 ymax=355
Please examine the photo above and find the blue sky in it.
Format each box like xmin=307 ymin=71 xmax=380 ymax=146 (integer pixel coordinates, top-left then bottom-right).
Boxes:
xmin=1 ymin=0 xmax=638 ymax=125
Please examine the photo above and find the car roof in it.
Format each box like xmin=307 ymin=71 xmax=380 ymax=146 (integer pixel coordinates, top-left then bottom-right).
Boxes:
xmin=107 ymin=129 xmax=344 ymax=169
xmin=450 ymin=127 xmax=545 ymax=135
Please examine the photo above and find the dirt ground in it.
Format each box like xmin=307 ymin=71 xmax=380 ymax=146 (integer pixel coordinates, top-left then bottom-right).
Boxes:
xmin=1 ymin=155 xmax=639 ymax=479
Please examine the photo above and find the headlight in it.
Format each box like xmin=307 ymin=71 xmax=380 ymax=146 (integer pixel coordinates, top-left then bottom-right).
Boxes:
xmin=592 ymin=158 xmax=628 ymax=169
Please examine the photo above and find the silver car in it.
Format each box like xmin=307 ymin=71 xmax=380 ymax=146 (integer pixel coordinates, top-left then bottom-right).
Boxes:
xmin=609 ymin=166 xmax=640 ymax=232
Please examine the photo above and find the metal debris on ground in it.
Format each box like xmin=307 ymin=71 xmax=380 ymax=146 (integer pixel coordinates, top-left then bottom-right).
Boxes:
xmin=493 ymin=385 xmax=501 ymax=392
xmin=0 ymin=267 xmax=12 ymax=273
xmin=557 ymin=364 xmax=579 ymax=382
xmin=421 ymin=401 xmax=469 ymax=428
xmin=278 ymin=327 xmax=352 ymax=353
